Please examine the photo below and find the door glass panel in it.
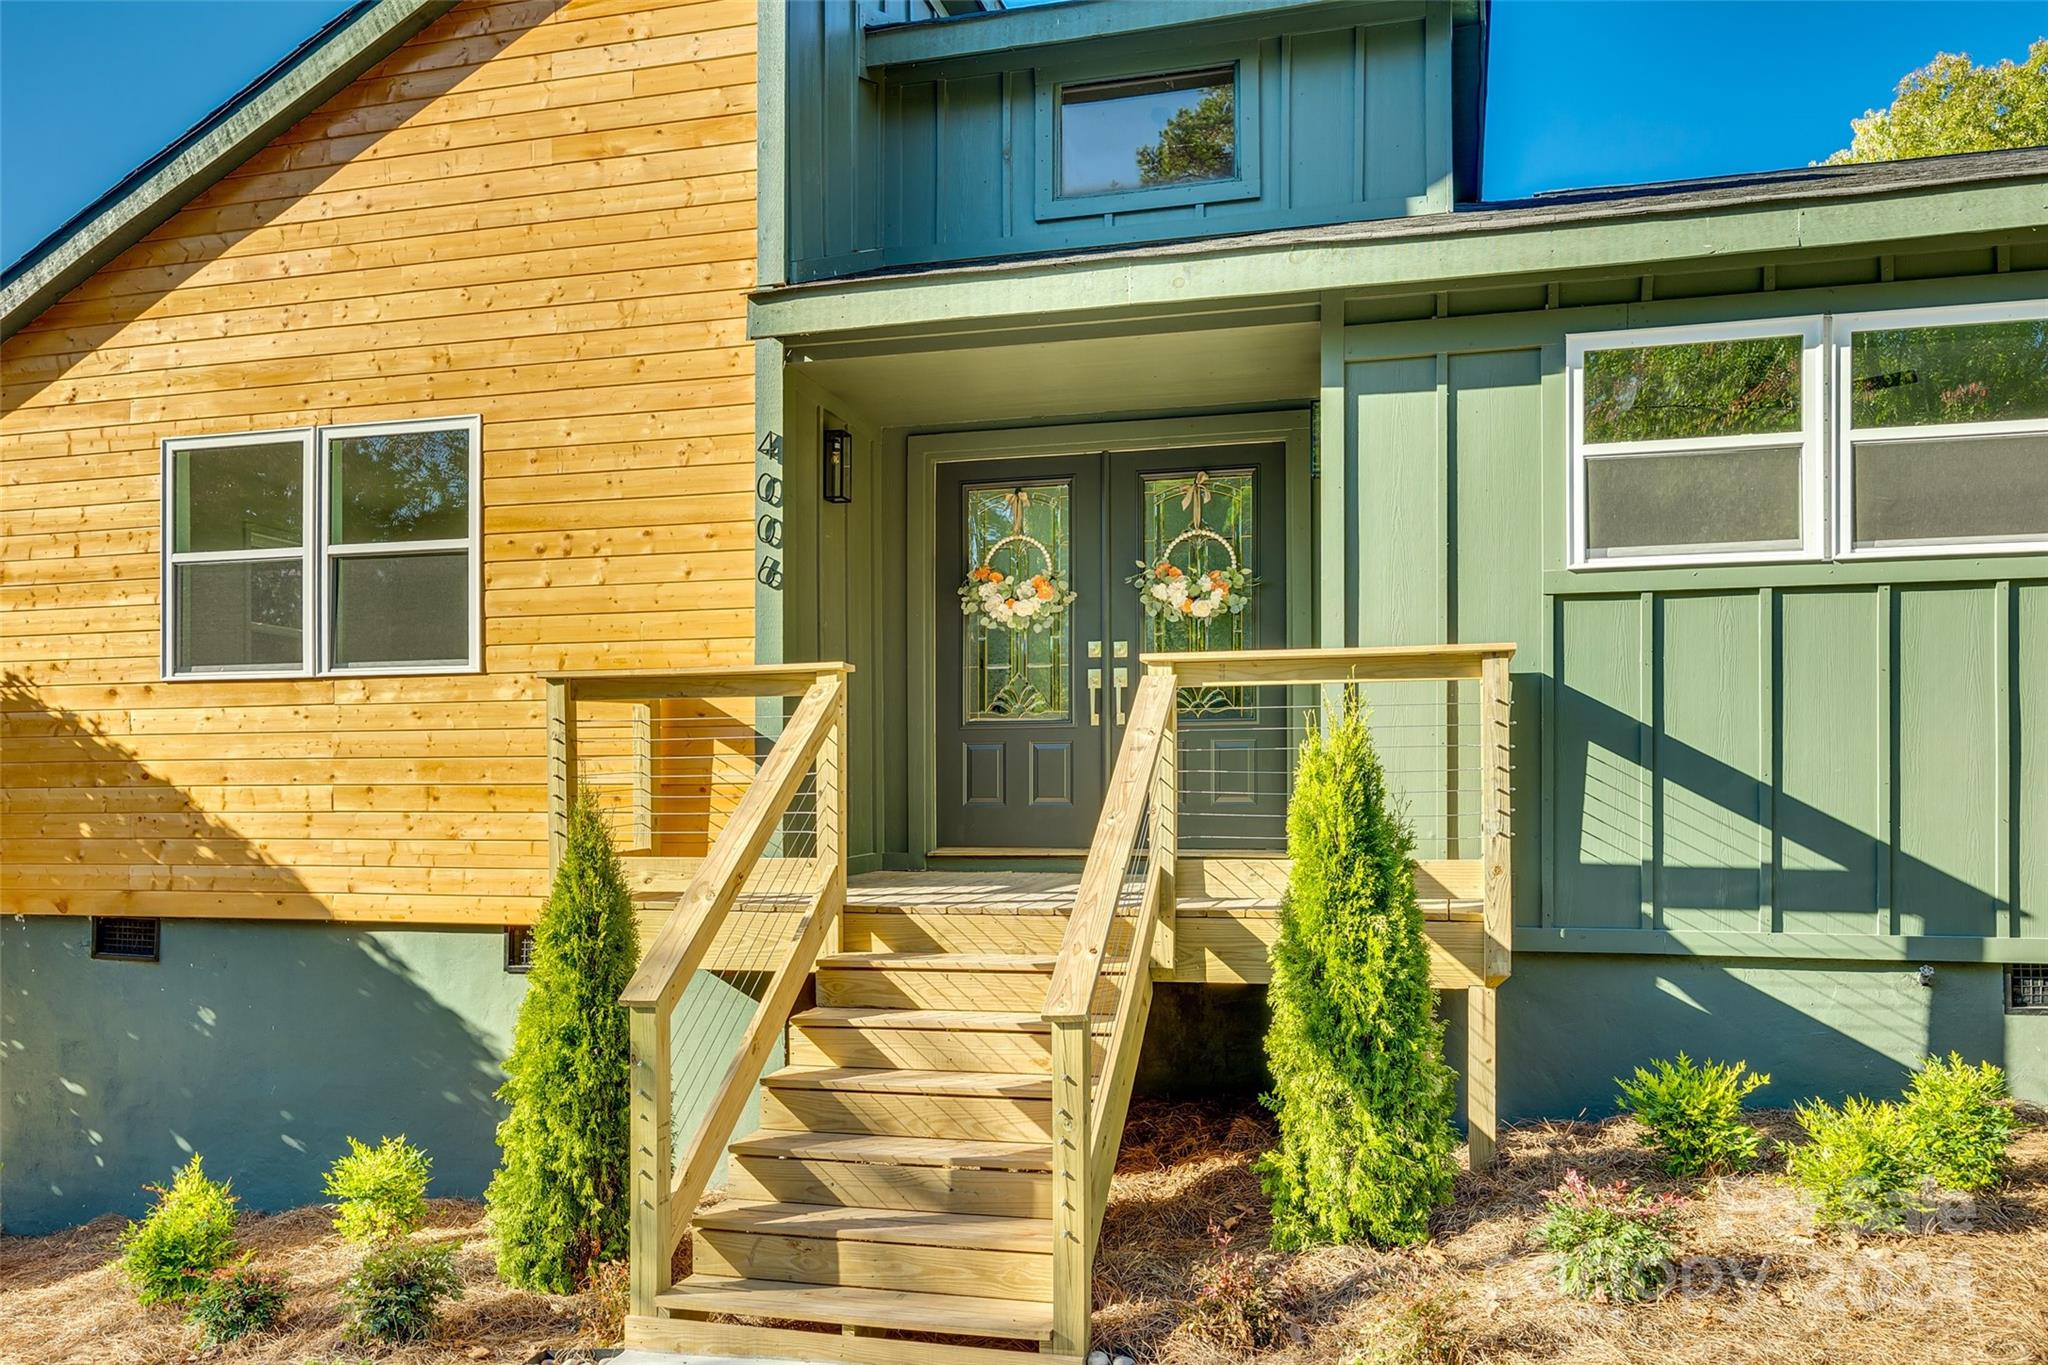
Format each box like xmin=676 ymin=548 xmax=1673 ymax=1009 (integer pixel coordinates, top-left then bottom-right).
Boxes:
xmin=1140 ymin=470 xmax=1255 ymax=716
xmin=963 ymin=480 xmax=1072 ymax=721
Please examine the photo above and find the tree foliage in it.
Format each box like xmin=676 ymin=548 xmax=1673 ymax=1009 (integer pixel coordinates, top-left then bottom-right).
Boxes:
xmin=1827 ymin=40 xmax=2048 ymax=164
xmin=1136 ymin=85 xmax=1236 ymax=186
xmin=1255 ymin=697 xmax=1459 ymax=1249
xmin=487 ymin=793 xmax=639 ymax=1292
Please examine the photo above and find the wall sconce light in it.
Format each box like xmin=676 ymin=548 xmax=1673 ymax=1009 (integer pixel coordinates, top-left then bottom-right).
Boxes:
xmin=822 ymin=428 xmax=853 ymax=504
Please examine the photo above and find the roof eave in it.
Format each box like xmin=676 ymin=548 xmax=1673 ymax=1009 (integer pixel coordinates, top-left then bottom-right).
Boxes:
xmin=0 ymin=0 xmax=457 ymax=342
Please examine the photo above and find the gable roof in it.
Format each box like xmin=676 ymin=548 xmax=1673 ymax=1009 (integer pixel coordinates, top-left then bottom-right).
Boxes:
xmin=0 ymin=0 xmax=455 ymax=341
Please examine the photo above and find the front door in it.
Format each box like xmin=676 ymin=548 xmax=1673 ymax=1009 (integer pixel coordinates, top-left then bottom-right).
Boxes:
xmin=935 ymin=442 xmax=1288 ymax=852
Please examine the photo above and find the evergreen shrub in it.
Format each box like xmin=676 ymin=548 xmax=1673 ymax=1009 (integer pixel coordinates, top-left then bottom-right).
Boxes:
xmin=117 ymin=1155 xmax=241 ymax=1305
xmin=1615 ymin=1053 xmax=1770 ymax=1176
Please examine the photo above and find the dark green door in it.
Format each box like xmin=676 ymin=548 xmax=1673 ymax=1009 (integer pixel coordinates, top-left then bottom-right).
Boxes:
xmin=936 ymin=443 xmax=1288 ymax=852
xmin=937 ymin=456 xmax=1107 ymax=850
xmin=1107 ymin=445 xmax=1291 ymax=851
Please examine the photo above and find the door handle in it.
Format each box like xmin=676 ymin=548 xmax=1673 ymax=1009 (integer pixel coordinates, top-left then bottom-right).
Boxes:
xmin=1087 ymin=668 xmax=1103 ymax=727
xmin=1112 ymin=667 xmax=1130 ymax=726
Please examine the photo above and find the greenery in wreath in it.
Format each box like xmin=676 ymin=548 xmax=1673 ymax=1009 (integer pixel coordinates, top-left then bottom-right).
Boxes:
xmin=959 ymin=551 xmax=1077 ymax=635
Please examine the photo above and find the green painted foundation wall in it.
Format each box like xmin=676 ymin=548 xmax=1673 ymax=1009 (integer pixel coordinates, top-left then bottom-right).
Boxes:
xmin=0 ymin=919 xmax=773 ymax=1236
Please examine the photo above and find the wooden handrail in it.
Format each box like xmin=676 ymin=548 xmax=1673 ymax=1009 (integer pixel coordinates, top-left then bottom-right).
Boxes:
xmin=1144 ymin=641 xmax=1515 ymax=686
xmin=1041 ymin=671 xmax=1177 ymax=1023
xmin=620 ymin=676 xmax=841 ymax=1011
xmin=600 ymin=664 xmax=852 ymax=1323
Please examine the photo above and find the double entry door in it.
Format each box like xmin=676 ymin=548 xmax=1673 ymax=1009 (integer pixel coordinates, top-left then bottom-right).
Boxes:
xmin=935 ymin=442 xmax=1288 ymax=851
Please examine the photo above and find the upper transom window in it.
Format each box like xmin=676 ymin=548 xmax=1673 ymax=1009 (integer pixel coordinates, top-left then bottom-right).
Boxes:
xmin=1058 ymin=67 xmax=1236 ymax=198
xmin=162 ymin=416 xmax=480 ymax=678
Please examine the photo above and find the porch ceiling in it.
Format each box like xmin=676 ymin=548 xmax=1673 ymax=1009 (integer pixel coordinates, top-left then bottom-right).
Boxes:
xmin=785 ymin=313 xmax=1319 ymax=429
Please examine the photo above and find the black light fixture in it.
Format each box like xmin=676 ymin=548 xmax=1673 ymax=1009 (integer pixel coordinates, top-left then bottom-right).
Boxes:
xmin=822 ymin=428 xmax=854 ymax=504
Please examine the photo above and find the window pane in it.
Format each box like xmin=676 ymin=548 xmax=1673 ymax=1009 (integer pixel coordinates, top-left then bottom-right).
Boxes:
xmin=1060 ymin=67 xmax=1234 ymax=197
xmin=171 ymin=441 xmax=302 ymax=553
xmin=1585 ymin=446 xmax=1803 ymax=559
xmin=173 ymin=561 xmax=302 ymax=672
xmin=1849 ymin=316 xmax=2048 ymax=428
xmin=1582 ymin=335 xmax=1802 ymax=443
xmin=1851 ymin=431 xmax=2048 ymax=549
xmin=331 ymin=552 xmax=470 ymax=668
xmin=963 ymin=481 xmax=1071 ymax=721
xmin=329 ymin=427 xmax=471 ymax=544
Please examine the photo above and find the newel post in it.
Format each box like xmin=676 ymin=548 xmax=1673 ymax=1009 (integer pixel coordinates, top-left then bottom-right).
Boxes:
xmin=546 ymin=678 xmax=577 ymax=873
xmin=627 ymin=1001 xmax=672 ymax=1320
xmin=1150 ymin=681 xmax=1178 ymax=972
xmin=1470 ymin=651 xmax=1513 ymax=1171
xmin=1048 ymin=1015 xmax=1093 ymax=1357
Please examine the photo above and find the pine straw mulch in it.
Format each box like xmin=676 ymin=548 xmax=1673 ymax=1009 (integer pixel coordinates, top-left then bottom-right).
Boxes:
xmin=0 ymin=1199 xmax=617 ymax=1365
xmin=1094 ymin=1099 xmax=2048 ymax=1365
xmin=5 ymin=1103 xmax=2044 ymax=1365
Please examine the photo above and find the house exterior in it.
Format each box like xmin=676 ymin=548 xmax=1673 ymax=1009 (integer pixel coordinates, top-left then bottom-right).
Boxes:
xmin=3 ymin=0 xmax=2045 ymax=1316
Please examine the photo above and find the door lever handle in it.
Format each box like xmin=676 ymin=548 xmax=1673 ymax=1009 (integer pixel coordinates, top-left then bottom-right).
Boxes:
xmin=1112 ymin=667 xmax=1130 ymax=726
xmin=1087 ymin=668 xmax=1103 ymax=727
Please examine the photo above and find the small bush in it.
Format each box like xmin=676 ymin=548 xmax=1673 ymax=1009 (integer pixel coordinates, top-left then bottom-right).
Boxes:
xmin=340 ymin=1241 xmax=464 ymax=1344
xmin=117 ymin=1155 xmax=241 ymax=1305
xmin=1902 ymin=1053 xmax=2015 ymax=1192
xmin=1785 ymin=1095 xmax=1923 ymax=1230
xmin=1182 ymin=1222 xmax=1289 ymax=1352
xmin=1615 ymin=1053 xmax=1771 ymax=1177
xmin=187 ymin=1262 xmax=288 ymax=1346
xmin=324 ymin=1135 xmax=432 ymax=1244
xmin=1535 ymin=1170 xmax=1682 ymax=1302
xmin=1354 ymin=1288 xmax=1471 ymax=1365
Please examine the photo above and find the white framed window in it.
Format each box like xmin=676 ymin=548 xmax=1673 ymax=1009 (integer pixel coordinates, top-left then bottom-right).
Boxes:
xmin=161 ymin=416 xmax=480 ymax=678
xmin=1567 ymin=318 xmax=1827 ymax=568
xmin=1833 ymin=299 xmax=2048 ymax=559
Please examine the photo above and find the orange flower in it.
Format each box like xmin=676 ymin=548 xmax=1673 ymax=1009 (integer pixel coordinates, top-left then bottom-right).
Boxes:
xmin=972 ymin=565 xmax=990 ymax=581
xmin=988 ymin=571 xmax=1004 ymax=584
xmin=1180 ymin=599 xmax=1195 ymax=614
xmin=1165 ymin=565 xmax=1184 ymax=578
xmin=1037 ymin=582 xmax=1055 ymax=600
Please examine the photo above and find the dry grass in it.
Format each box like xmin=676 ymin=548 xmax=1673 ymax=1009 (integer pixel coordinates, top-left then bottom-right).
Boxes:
xmin=1095 ymin=1099 xmax=2048 ymax=1365
xmin=6 ymin=1103 xmax=2043 ymax=1365
xmin=0 ymin=1199 xmax=613 ymax=1365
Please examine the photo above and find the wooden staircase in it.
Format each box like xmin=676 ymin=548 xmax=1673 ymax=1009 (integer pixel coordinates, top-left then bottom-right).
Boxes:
xmin=658 ymin=895 xmax=1076 ymax=1354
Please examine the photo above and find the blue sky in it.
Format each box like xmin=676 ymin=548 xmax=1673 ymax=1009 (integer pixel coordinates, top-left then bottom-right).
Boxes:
xmin=1 ymin=0 xmax=2043 ymax=269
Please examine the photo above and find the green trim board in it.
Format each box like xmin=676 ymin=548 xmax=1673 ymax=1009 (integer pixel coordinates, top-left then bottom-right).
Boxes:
xmin=1517 ymin=927 xmax=2048 ymax=966
xmin=751 ymin=153 xmax=2048 ymax=340
xmin=0 ymin=0 xmax=456 ymax=340
xmin=905 ymin=411 xmax=1314 ymax=862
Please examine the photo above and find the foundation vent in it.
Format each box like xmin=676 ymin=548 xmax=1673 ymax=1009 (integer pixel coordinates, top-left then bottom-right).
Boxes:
xmin=91 ymin=916 xmax=160 ymax=963
xmin=505 ymin=925 xmax=537 ymax=974
xmin=2009 ymin=964 xmax=2048 ymax=1014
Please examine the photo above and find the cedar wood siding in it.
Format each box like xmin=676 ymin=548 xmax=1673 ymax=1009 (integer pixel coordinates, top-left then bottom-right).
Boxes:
xmin=0 ymin=0 xmax=758 ymax=925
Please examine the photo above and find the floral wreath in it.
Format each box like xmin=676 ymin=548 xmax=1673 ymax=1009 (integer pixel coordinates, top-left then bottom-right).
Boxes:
xmin=1126 ymin=471 xmax=1257 ymax=640
xmin=958 ymin=489 xmax=1078 ymax=635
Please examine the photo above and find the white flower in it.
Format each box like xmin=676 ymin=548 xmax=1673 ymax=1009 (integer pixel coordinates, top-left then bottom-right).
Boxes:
xmin=1210 ymin=588 xmax=1226 ymax=604
xmin=1191 ymin=599 xmax=1215 ymax=620
xmin=1150 ymin=583 xmax=1173 ymax=602
xmin=1013 ymin=597 xmax=1038 ymax=617
xmin=1165 ymin=580 xmax=1189 ymax=604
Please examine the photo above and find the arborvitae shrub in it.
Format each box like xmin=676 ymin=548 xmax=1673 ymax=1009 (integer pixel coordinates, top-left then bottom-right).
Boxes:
xmin=1615 ymin=1053 xmax=1771 ymax=1177
xmin=117 ymin=1155 xmax=242 ymax=1305
xmin=1255 ymin=696 xmax=1459 ymax=1248
xmin=324 ymin=1135 xmax=431 ymax=1245
xmin=487 ymin=793 xmax=639 ymax=1291
xmin=1901 ymin=1053 xmax=2015 ymax=1192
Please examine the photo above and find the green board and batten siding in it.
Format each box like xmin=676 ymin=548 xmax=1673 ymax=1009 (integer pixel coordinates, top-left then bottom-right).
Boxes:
xmin=1334 ymin=269 xmax=2048 ymax=964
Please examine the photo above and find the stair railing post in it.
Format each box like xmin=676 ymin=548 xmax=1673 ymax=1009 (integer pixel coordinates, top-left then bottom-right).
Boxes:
xmin=816 ymin=674 xmax=849 ymax=953
xmin=1049 ymin=1014 xmax=1093 ymax=1358
xmin=627 ymin=999 xmax=672 ymax=1320
xmin=1150 ymin=677 xmax=1178 ymax=972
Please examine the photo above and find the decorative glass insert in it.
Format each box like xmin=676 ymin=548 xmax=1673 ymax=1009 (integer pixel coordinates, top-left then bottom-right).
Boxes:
xmin=1142 ymin=470 xmax=1254 ymax=716
xmin=1059 ymin=67 xmax=1235 ymax=198
xmin=1582 ymin=335 xmax=1803 ymax=442
xmin=1849 ymin=316 xmax=2048 ymax=428
xmin=964 ymin=481 xmax=1072 ymax=720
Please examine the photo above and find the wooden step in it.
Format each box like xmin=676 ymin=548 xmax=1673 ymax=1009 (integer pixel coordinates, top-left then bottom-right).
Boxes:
xmin=815 ymin=951 xmax=1116 ymax=1012
xmin=690 ymin=1201 xmax=1052 ymax=1303
xmin=759 ymin=1065 xmax=1052 ymax=1142
xmin=843 ymin=907 xmax=1072 ymax=954
xmin=658 ymin=1275 xmax=1055 ymax=1342
xmin=789 ymin=1006 xmax=1095 ymax=1073
xmin=727 ymin=1127 xmax=1052 ymax=1216
xmin=728 ymin=1129 xmax=1052 ymax=1171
